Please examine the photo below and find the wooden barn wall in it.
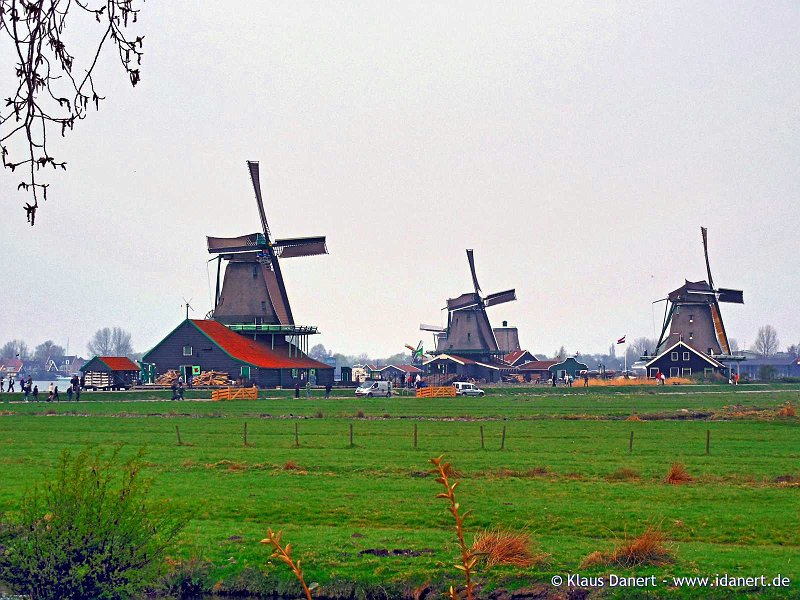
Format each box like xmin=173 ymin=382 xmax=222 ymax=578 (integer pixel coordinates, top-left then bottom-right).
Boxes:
xmin=144 ymin=322 xmax=332 ymax=388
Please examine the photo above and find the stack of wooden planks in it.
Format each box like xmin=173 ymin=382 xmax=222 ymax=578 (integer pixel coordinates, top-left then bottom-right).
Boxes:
xmin=191 ymin=370 xmax=229 ymax=386
xmin=155 ymin=370 xmax=180 ymax=385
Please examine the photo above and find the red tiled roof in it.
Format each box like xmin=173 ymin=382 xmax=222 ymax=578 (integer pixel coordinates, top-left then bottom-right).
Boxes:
xmin=387 ymin=364 xmax=423 ymax=373
xmin=0 ymin=358 xmax=23 ymax=370
xmin=191 ymin=320 xmax=332 ymax=370
xmin=504 ymin=350 xmax=526 ymax=364
xmin=98 ymin=356 xmax=140 ymax=371
xmin=519 ymin=360 xmax=558 ymax=371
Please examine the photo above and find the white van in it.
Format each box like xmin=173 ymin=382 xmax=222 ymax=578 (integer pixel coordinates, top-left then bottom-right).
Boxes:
xmin=355 ymin=380 xmax=392 ymax=397
xmin=453 ymin=382 xmax=485 ymax=397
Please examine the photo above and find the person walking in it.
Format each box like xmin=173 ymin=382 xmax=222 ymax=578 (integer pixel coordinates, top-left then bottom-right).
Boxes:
xmin=583 ymin=373 xmax=589 ymax=387
xmin=178 ymin=381 xmax=185 ymax=400
xmin=171 ymin=380 xmax=179 ymax=401
xmin=48 ymin=382 xmax=54 ymax=397
xmin=0 ymin=376 xmax=4 ymax=393
xmin=294 ymin=379 xmax=300 ymax=399
xmin=67 ymin=385 xmax=73 ymax=402
xmin=325 ymin=382 xmax=332 ymax=399
xmin=551 ymin=373 xmax=557 ymax=387
xmin=32 ymin=385 xmax=39 ymax=402
xmin=53 ymin=386 xmax=60 ymax=402
xmin=24 ymin=384 xmax=30 ymax=402
xmin=305 ymin=379 xmax=311 ymax=398
xmin=8 ymin=376 xmax=15 ymax=393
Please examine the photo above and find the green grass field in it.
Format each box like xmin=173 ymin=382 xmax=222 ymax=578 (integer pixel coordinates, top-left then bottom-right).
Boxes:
xmin=0 ymin=384 xmax=798 ymax=598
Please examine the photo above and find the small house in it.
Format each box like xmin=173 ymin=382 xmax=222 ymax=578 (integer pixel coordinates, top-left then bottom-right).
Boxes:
xmin=503 ymin=350 xmax=538 ymax=368
xmin=518 ymin=360 xmax=558 ymax=382
xmin=80 ymin=356 xmax=141 ymax=390
xmin=644 ymin=341 xmax=726 ymax=380
xmin=423 ymin=354 xmax=501 ymax=383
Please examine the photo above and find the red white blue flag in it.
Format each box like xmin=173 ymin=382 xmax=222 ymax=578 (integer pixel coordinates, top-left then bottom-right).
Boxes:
xmin=617 ymin=336 xmax=626 ymax=344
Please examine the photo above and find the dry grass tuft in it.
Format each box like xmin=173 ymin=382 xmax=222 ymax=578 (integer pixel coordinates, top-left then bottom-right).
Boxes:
xmin=581 ymin=526 xmax=674 ymax=568
xmin=605 ymin=467 xmax=641 ymax=482
xmin=282 ymin=460 xmax=304 ymax=471
xmin=665 ymin=462 xmax=693 ymax=484
xmin=356 ymin=409 xmax=366 ymax=418
xmin=626 ymin=414 xmax=642 ymax=422
xmin=471 ymin=529 xmax=548 ymax=567
xmin=204 ymin=460 xmax=247 ymax=472
xmin=437 ymin=462 xmax=464 ymax=479
xmin=778 ymin=404 xmax=796 ymax=418
xmin=314 ymin=410 xmax=324 ymax=419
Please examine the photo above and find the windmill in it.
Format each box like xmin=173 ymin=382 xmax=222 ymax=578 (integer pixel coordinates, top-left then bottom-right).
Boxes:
xmin=404 ymin=340 xmax=428 ymax=365
xmin=421 ymin=249 xmax=516 ymax=360
xmin=653 ymin=227 xmax=743 ymax=356
xmin=207 ymin=161 xmax=328 ymax=326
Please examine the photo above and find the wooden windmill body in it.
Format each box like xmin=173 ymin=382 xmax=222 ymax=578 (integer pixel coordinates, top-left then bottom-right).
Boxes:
xmin=654 ymin=227 xmax=743 ymax=357
xmin=207 ymin=162 xmax=327 ymax=327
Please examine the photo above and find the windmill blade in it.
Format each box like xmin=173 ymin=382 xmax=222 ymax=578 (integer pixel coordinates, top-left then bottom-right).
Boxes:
xmin=207 ymin=233 xmax=265 ymax=254
xmin=466 ymin=249 xmax=482 ymax=294
xmin=484 ymin=289 xmax=516 ymax=307
xmin=717 ymin=288 xmax=744 ymax=304
xmin=420 ymin=323 xmax=446 ymax=332
xmin=248 ymin=161 xmax=273 ymax=243
xmin=273 ymin=236 xmax=328 ymax=258
xmin=700 ymin=226 xmax=715 ymax=290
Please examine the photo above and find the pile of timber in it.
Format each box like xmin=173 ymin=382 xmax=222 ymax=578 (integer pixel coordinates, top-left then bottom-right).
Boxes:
xmin=192 ymin=370 xmax=229 ymax=386
xmin=155 ymin=370 xmax=180 ymax=385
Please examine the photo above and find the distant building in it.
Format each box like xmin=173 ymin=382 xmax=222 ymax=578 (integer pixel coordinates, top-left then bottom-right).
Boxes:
xmin=143 ymin=319 xmax=333 ymax=388
xmin=737 ymin=354 xmax=800 ymax=380
xmin=644 ymin=341 xmax=726 ymax=379
xmin=80 ymin=356 xmax=141 ymax=390
xmin=517 ymin=357 xmax=588 ymax=382
xmin=423 ymin=353 xmax=501 ymax=383
xmin=503 ymin=350 xmax=538 ymax=368
xmin=367 ymin=364 xmax=423 ymax=384
xmin=0 ymin=358 xmax=25 ymax=378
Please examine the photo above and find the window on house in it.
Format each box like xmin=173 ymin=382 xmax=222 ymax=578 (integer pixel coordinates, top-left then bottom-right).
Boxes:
xmin=704 ymin=368 xmax=713 ymax=377
xmin=649 ymin=368 xmax=659 ymax=378
xmin=671 ymin=352 xmax=679 ymax=361
xmin=261 ymin=301 xmax=267 ymax=311
xmin=689 ymin=332 xmax=694 ymax=340
xmin=670 ymin=367 xmax=679 ymax=377
xmin=682 ymin=368 xmax=692 ymax=376
xmin=683 ymin=352 xmax=690 ymax=361
xmin=689 ymin=314 xmax=694 ymax=323
xmin=240 ymin=365 xmax=251 ymax=378
xmin=182 ymin=346 xmax=192 ymax=356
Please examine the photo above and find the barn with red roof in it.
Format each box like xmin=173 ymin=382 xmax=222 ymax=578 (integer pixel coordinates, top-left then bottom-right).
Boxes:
xmin=80 ymin=356 xmax=141 ymax=390
xmin=142 ymin=319 xmax=333 ymax=388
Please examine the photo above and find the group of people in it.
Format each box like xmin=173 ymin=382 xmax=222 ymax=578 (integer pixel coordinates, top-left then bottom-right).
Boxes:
xmin=0 ymin=373 xmax=85 ymax=402
xmin=294 ymin=378 xmax=333 ymax=399
xmin=170 ymin=379 xmax=186 ymax=400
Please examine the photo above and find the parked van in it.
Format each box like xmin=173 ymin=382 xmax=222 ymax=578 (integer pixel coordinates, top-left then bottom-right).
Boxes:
xmin=453 ymin=382 xmax=485 ymax=397
xmin=355 ymin=380 xmax=392 ymax=397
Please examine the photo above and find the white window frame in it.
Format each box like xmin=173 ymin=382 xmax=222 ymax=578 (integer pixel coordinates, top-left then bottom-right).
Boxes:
xmin=670 ymin=367 xmax=680 ymax=377
xmin=182 ymin=345 xmax=193 ymax=357
xmin=683 ymin=352 xmax=690 ymax=361
xmin=649 ymin=368 xmax=659 ymax=378
xmin=704 ymin=368 xmax=713 ymax=377
xmin=682 ymin=368 xmax=692 ymax=376
xmin=671 ymin=352 xmax=679 ymax=361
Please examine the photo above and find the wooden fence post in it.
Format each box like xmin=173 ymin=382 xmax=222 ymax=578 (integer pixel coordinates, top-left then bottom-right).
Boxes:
xmin=349 ymin=423 xmax=354 ymax=447
xmin=243 ymin=422 xmax=248 ymax=447
xmin=413 ymin=423 xmax=418 ymax=449
xmin=480 ymin=425 xmax=485 ymax=449
xmin=175 ymin=425 xmax=182 ymax=446
xmin=629 ymin=431 xmax=634 ymax=453
xmin=500 ymin=425 xmax=506 ymax=450
xmin=294 ymin=422 xmax=299 ymax=448
xmin=706 ymin=430 xmax=710 ymax=455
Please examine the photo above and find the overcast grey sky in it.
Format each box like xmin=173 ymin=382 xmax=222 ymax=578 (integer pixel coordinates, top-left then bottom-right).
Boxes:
xmin=1 ymin=1 xmax=798 ymax=358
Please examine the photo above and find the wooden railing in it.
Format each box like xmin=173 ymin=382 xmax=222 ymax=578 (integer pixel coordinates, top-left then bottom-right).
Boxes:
xmin=211 ymin=386 xmax=259 ymax=401
xmin=416 ymin=386 xmax=456 ymax=398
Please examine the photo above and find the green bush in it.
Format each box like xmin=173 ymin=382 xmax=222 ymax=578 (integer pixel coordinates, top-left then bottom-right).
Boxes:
xmin=0 ymin=447 xmax=185 ymax=600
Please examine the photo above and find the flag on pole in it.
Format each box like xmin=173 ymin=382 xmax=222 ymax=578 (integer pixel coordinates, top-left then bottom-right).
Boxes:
xmin=617 ymin=335 xmax=626 ymax=344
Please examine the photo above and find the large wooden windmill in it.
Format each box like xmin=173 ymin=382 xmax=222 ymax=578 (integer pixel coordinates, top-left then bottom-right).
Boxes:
xmin=207 ymin=161 xmax=327 ymax=327
xmin=421 ymin=249 xmax=516 ymax=360
xmin=654 ymin=227 xmax=743 ymax=356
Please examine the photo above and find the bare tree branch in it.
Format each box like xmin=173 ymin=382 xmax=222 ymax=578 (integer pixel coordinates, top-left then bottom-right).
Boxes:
xmin=0 ymin=0 xmax=145 ymax=225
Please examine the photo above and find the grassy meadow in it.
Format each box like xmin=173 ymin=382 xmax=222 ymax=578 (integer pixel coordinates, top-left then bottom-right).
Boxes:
xmin=0 ymin=383 xmax=798 ymax=598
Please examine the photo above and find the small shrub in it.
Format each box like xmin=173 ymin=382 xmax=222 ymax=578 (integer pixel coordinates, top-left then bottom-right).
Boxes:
xmin=314 ymin=410 xmax=324 ymax=419
xmin=778 ymin=404 xmax=796 ymax=417
xmin=0 ymin=447 xmax=185 ymax=600
xmin=471 ymin=529 xmax=548 ymax=567
xmin=581 ymin=526 xmax=674 ymax=568
xmin=356 ymin=409 xmax=366 ymax=418
xmin=626 ymin=414 xmax=642 ymax=422
xmin=606 ymin=467 xmax=641 ymax=482
xmin=665 ymin=462 xmax=693 ymax=484
xmin=283 ymin=460 xmax=300 ymax=471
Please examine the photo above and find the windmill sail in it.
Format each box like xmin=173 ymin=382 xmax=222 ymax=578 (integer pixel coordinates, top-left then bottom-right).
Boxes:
xmin=273 ymin=236 xmax=328 ymax=258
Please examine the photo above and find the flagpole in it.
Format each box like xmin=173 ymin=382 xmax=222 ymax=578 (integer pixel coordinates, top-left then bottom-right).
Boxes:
xmin=624 ymin=339 xmax=627 ymax=376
